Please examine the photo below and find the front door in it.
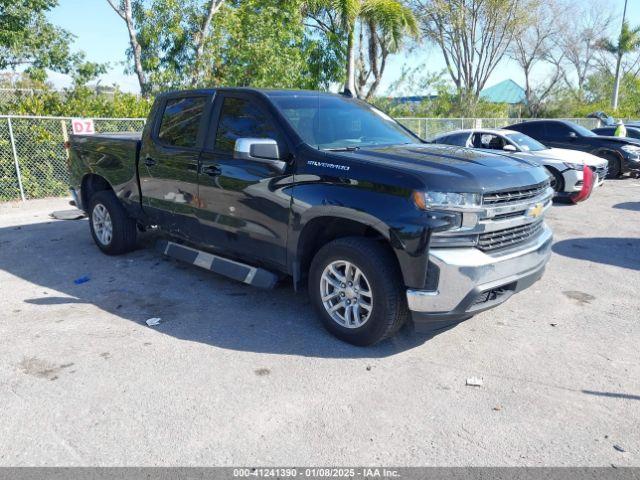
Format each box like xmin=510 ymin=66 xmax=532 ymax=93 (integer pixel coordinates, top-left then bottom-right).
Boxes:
xmin=138 ymin=94 xmax=210 ymax=237
xmin=196 ymin=93 xmax=293 ymax=269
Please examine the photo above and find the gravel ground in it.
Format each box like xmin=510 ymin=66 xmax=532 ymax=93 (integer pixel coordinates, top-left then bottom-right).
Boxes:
xmin=0 ymin=180 xmax=639 ymax=466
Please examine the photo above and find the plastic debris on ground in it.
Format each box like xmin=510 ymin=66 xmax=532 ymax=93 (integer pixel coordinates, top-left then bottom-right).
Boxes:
xmin=145 ymin=317 xmax=161 ymax=327
xmin=466 ymin=377 xmax=483 ymax=387
xmin=613 ymin=445 xmax=626 ymax=453
xmin=50 ymin=209 xmax=86 ymax=220
xmin=73 ymin=276 xmax=90 ymax=285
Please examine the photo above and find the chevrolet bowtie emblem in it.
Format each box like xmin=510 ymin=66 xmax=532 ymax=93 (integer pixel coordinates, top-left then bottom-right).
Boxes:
xmin=527 ymin=203 xmax=544 ymax=218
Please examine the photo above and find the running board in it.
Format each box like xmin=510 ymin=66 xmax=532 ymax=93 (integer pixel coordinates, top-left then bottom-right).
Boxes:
xmin=156 ymin=239 xmax=278 ymax=289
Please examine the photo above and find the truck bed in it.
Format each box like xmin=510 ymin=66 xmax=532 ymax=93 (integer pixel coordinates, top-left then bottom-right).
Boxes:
xmin=68 ymin=132 xmax=142 ymax=207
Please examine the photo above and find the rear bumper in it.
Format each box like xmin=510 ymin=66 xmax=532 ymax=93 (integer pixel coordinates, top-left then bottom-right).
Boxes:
xmin=407 ymin=224 xmax=553 ymax=333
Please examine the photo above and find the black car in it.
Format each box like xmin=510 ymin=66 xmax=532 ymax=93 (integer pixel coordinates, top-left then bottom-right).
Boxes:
xmin=592 ymin=126 xmax=640 ymax=141
xmin=506 ymin=120 xmax=640 ymax=177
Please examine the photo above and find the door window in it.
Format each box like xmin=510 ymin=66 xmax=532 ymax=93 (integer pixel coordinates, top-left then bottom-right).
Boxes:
xmin=471 ymin=133 xmax=505 ymax=150
xmin=214 ymin=97 xmax=280 ymax=153
xmin=157 ymin=96 xmax=207 ymax=148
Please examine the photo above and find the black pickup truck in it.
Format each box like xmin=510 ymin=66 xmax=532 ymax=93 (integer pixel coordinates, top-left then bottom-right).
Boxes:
xmin=68 ymin=88 xmax=553 ymax=345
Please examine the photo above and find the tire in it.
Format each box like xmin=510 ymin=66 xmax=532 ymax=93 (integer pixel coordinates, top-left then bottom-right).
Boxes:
xmin=548 ymin=168 xmax=565 ymax=193
xmin=88 ymin=190 xmax=137 ymax=255
xmin=308 ymin=236 xmax=409 ymax=346
xmin=602 ymin=152 xmax=622 ymax=178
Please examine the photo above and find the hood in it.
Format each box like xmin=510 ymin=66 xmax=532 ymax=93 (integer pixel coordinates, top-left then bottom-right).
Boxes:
xmin=538 ymin=148 xmax=608 ymax=167
xmin=332 ymin=144 xmax=550 ymax=193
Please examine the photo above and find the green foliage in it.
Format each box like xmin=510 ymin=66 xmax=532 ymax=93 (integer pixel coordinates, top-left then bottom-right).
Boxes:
xmin=599 ymin=21 xmax=640 ymax=58
xmin=0 ymin=0 xmax=77 ymax=77
xmin=373 ymin=69 xmax=511 ymax=117
xmin=0 ymin=86 xmax=151 ymax=118
xmin=544 ymin=72 xmax=640 ymax=119
xmin=204 ymin=0 xmax=322 ymax=89
xmin=125 ymin=0 xmax=342 ymax=92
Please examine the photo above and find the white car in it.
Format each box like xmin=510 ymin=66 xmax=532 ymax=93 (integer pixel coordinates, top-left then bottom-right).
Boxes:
xmin=432 ymin=129 xmax=608 ymax=197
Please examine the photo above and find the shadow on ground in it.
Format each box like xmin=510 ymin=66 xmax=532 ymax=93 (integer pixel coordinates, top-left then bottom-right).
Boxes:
xmin=552 ymin=237 xmax=640 ymax=271
xmin=582 ymin=390 xmax=640 ymax=401
xmin=612 ymin=202 xmax=640 ymax=212
xmin=1 ymin=219 xmax=443 ymax=359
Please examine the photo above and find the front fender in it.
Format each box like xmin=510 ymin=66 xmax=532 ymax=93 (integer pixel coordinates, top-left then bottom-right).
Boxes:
xmin=288 ymin=182 xmax=446 ymax=289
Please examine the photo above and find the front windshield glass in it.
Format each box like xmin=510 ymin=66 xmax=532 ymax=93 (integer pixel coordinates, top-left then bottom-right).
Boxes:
xmin=270 ymin=93 xmax=421 ymax=150
xmin=571 ymin=123 xmax=597 ymax=137
xmin=504 ymin=132 xmax=547 ymax=151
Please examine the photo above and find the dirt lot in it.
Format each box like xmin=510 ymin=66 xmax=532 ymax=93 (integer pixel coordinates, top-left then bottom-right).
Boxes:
xmin=1 ymin=180 xmax=639 ymax=466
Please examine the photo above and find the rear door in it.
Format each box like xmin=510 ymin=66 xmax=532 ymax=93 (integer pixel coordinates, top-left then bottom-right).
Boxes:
xmin=195 ymin=92 xmax=292 ymax=268
xmin=139 ymin=94 xmax=211 ymax=236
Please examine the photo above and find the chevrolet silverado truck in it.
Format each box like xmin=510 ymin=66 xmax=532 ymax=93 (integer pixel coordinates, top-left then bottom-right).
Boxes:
xmin=67 ymin=88 xmax=553 ymax=346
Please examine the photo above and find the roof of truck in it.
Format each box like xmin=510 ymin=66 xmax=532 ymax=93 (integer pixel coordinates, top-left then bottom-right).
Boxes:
xmin=159 ymin=88 xmax=346 ymax=98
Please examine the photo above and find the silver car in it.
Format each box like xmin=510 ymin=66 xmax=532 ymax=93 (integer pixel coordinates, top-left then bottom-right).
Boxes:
xmin=432 ymin=129 xmax=608 ymax=197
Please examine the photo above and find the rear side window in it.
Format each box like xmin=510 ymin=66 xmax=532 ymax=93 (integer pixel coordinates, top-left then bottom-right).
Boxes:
xmin=158 ymin=96 xmax=207 ymax=147
xmin=214 ymin=97 xmax=280 ymax=153
xmin=515 ymin=122 xmax=544 ymax=138
xmin=446 ymin=132 xmax=471 ymax=146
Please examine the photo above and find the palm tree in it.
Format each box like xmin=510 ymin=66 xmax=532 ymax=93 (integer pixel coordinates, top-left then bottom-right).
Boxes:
xmin=600 ymin=4 xmax=640 ymax=110
xmin=319 ymin=0 xmax=418 ymax=96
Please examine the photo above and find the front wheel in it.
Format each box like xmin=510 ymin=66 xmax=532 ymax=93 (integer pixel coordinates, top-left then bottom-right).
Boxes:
xmin=602 ymin=153 xmax=622 ymax=178
xmin=308 ymin=237 xmax=408 ymax=346
xmin=548 ymin=168 xmax=565 ymax=193
xmin=89 ymin=190 xmax=137 ymax=255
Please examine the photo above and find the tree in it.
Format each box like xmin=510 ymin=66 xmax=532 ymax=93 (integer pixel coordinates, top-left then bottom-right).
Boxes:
xmin=508 ymin=0 xmax=565 ymax=116
xmin=556 ymin=0 xmax=613 ymax=99
xmin=416 ymin=0 xmax=531 ymax=107
xmin=599 ymin=16 xmax=640 ymax=110
xmin=354 ymin=5 xmax=419 ymax=99
xmin=105 ymin=0 xmax=224 ymax=95
xmin=0 ymin=0 xmax=76 ymax=80
xmin=107 ymin=0 xmax=339 ymax=94
xmin=310 ymin=0 xmax=417 ymax=97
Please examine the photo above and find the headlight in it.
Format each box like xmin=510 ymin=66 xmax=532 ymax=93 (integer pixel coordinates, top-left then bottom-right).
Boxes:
xmin=621 ymin=145 xmax=640 ymax=157
xmin=563 ymin=162 xmax=583 ymax=170
xmin=412 ymin=191 xmax=481 ymax=210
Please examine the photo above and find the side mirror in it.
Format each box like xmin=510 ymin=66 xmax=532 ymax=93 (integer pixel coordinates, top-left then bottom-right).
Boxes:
xmin=568 ymin=132 xmax=577 ymax=139
xmin=503 ymin=144 xmax=517 ymax=152
xmin=234 ymin=138 xmax=286 ymax=171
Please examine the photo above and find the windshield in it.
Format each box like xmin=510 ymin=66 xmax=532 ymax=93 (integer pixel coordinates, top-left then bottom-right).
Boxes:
xmin=270 ymin=93 xmax=421 ymax=150
xmin=571 ymin=123 xmax=597 ymax=137
xmin=504 ymin=132 xmax=547 ymax=151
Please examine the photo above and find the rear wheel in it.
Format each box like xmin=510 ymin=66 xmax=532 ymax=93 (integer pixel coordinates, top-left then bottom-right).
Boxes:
xmin=89 ymin=190 xmax=137 ymax=255
xmin=309 ymin=237 xmax=408 ymax=346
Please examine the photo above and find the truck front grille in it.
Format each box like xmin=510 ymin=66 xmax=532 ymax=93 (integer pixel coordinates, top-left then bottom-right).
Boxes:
xmin=483 ymin=181 xmax=549 ymax=206
xmin=478 ymin=220 xmax=544 ymax=252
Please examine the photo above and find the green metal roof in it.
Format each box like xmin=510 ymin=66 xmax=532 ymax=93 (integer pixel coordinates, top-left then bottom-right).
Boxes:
xmin=480 ymin=79 xmax=526 ymax=104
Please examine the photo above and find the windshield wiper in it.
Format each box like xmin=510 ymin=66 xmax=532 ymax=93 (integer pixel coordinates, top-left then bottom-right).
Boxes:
xmin=324 ymin=146 xmax=361 ymax=152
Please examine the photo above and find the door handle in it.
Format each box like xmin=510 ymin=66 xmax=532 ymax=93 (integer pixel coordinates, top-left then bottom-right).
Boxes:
xmin=200 ymin=165 xmax=221 ymax=176
xmin=144 ymin=156 xmax=157 ymax=167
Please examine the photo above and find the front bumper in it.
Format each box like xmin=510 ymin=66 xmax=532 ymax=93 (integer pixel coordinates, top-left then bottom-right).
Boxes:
xmin=407 ymin=224 xmax=553 ymax=333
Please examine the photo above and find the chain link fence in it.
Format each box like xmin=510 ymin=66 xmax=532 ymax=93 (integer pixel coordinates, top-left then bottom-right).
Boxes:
xmin=0 ymin=116 xmax=145 ymax=202
xmin=396 ymin=117 xmax=602 ymax=140
xmin=0 ymin=114 xmax=618 ymax=202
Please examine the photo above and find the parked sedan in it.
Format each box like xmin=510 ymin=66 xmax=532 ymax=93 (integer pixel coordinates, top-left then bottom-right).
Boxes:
xmin=506 ymin=120 xmax=640 ymax=177
xmin=592 ymin=125 xmax=640 ymax=140
xmin=432 ymin=129 xmax=608 ymax=198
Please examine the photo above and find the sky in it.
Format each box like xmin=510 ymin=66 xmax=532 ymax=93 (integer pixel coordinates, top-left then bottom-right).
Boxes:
xmin=44 ymin=0 xmax=640 ymax=95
